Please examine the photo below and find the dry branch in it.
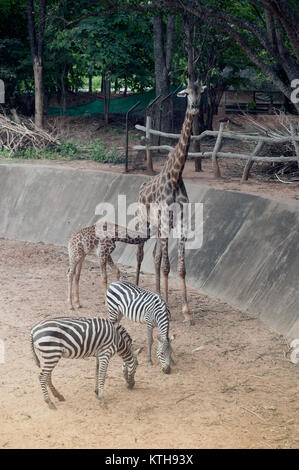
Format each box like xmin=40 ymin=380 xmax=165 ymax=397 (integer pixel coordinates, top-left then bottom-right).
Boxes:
xmin=0 ymin=113 xmax=60 ymax=153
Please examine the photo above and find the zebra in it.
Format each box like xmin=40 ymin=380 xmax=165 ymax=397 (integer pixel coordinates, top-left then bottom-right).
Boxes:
xmin=30 ymin=316 xmax=142 ymax=409
xmin=106 ymin=281 xmax=175 ymax=374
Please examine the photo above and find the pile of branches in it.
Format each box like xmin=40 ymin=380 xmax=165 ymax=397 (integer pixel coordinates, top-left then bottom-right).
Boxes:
xmin=0 ymin=111 xmax=60 ymax=153
xmin=241 ymin=113 xmax=299 ymax=182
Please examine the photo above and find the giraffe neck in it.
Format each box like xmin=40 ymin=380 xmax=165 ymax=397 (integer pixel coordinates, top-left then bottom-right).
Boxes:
xmin=163 ymin=109 xmax=195 ymax=187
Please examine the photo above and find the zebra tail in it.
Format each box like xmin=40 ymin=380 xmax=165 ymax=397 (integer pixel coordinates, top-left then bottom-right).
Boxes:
xmin=30 ymin=333 xmax=40 ymax=368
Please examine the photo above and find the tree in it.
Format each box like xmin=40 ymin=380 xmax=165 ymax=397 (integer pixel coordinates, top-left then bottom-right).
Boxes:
xmin=152 ymin=7 xmax=176 ymax=135
xmin=164 ymin=0 xmax=299 ymax=113
xmin=62 ymin=8 xmax=154 ymax=123
xmin=0 ymin=1 xmax=32 ymax=110
xmin=27 ymin=0 xmax=47 ymax=128
xmin=174 ymin=10 xmax=251 ymax=170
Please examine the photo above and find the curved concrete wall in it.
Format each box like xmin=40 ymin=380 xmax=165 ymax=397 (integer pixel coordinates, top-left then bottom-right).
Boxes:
xmin=0 ymin=163 xmax=298 ymax=339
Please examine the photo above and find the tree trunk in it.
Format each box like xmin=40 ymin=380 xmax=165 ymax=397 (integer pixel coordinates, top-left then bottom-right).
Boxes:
xmin=123 ymin=78 xmax=128 ymax=97
xmin=193 ymin=117 xmax=202 ymax=171
xmin=27 ymin=0 xmax=47 ymax=128
xmin=61 ymin=65 xmax=66 ymax=117
xmin=88 ymin=75 xmax=92 ymax=93
xmin=184 ymin=13 xmax=202 ymax=171
xmin=33 ymin=59 xmax=43 ymax=128
xmin=152 ymin=10 xmax=175 ymax=143
xmin=103 ymin=78 xmax=111 ymax=125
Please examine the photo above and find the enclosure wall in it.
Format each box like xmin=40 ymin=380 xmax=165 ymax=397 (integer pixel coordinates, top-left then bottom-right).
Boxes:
xmin=0 ymin=164 xmax=298 ymax=339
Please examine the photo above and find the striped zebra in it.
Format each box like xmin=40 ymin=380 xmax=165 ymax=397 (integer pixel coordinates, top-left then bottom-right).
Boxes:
xmin=106 ymin=281 xmax=175 ymax=374
xmin=30 ymin=317 xmax=141 ymax=409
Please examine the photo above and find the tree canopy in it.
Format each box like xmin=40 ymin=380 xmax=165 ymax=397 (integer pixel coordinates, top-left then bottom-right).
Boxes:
xmin=0 ymin=0 xmax=298 ymax=125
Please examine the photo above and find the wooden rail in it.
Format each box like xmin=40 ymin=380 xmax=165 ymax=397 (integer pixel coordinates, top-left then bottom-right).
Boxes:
xmin=133 ymin=122 xmax=299 ymax=181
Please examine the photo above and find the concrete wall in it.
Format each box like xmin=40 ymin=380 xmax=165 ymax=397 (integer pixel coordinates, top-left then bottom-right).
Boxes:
xmin=0 ymin=163 xmax=298 ymax=339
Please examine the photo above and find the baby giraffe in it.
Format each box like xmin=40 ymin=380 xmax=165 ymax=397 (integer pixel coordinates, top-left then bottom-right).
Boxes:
xmin=67 ymin=221 xmax=148 ymax=310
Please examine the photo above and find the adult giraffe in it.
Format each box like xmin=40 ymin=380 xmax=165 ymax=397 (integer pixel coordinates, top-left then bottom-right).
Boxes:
xmin=135 ymin=80 xmax=206 ymax=325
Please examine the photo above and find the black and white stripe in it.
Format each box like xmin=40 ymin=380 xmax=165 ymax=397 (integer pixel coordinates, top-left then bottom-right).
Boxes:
xmin=30 ymin=317 xmax=141 ymax=409
xmin=106 ymin=281 xmax=174 ymax=374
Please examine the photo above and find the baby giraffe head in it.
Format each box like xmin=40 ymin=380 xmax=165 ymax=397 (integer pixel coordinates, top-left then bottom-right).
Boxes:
xmin=177 ymin=80 xmax=206 ymax=115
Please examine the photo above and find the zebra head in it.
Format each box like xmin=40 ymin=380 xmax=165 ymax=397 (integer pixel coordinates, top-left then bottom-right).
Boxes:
xmin=122 ymin=346 xmax=142 ymax=389
xmin=157 ymin=334 xmax=175 ymax=374
xmin=115 ymin=323 xmax=142 ymax=389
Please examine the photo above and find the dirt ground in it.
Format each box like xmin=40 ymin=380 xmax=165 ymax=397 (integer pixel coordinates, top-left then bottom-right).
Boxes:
xmin=0 ymin=238 xmax=298 ymax=449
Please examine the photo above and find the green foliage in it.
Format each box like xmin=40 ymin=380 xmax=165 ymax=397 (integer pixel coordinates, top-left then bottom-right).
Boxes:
xmin=85 ymin=139 xmax=125 ymax=164
xmin=59 ymin=140 xmax=80 ymax=157
xmin=0 ymin=138 xmax=124 ymax=165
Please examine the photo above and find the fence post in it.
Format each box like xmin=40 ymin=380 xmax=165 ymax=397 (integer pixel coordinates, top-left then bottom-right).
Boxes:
xmin=144 ymin=95 xmax=161 ymax=174
xmin=145 ymin=115 xmax=154 ymax=173
xmin=212 ymin=122 xmax=224 ymax=178
xmin=241 ymin=140 xmax=264 ymax=182
xmin=124 ymin=100 xmax=141 ymax=173
xmin=290 ymin=123 xmax=299 ymax=169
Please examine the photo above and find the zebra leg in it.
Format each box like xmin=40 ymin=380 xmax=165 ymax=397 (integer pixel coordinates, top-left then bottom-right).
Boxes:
xmin=47 ymin=373 xmax=65 ymax=402
xmin=153 ymin=240 xmax=162 ymax=295
xmin=39 ymin=370 xmax=57 ymax=410
xmin=147 ymin=326 xmax=154 ymax=365
xmin=135 ymin=243 xmax=144 ymax=285
xmin=95 ymin=353 xmax=112 ymax=405
xmin=94 ymin=356 xmax=99 ymax=395
xmin=74 ymin=259 xmax=84 ymax=309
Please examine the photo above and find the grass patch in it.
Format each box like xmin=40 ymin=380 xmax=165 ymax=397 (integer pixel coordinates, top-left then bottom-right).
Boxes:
xmin=0 ymin=138 xmax=125 ymax=164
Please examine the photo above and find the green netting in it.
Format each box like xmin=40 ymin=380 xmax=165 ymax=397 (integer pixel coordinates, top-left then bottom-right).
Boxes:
xmin=48 ymin=89 xmax=157 ymax=116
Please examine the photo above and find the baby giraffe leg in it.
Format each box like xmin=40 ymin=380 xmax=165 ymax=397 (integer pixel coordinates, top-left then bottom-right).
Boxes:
xmin=74 ymin=259 xmax=84 ymax=308
xmin=107 ymin=254 xmax=120 ymax=281
xmin=67 ymin=263 xmax=76 ymax=310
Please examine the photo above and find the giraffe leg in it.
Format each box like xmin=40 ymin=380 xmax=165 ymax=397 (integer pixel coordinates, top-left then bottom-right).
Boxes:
xmin=161 ymin=238 xmax=170 ymax=303
xmin=99 ymin=246 xmax=108 ymax=302
xmin=135 ymin=243 xmax=144 ymax=285
xmin=153 ymin=240 xmax=162 ymax=295
xmin=74 ymin=259 xmax=84 ymax=309
xmin=178 ymin=237 xmax=194 ymax=325
xmin=107 ymin=254 xmax=120 ymax=281
xmin=67 ymin=261 xmax=77 ymax=310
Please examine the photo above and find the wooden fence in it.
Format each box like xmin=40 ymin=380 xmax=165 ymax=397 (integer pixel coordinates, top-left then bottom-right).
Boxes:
xmin=133 ymin=119 xmax=299 ymax=182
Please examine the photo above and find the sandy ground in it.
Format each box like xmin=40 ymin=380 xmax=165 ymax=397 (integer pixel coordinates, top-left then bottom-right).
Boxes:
xmin=0 ymin=238 xmax=298 ymax=449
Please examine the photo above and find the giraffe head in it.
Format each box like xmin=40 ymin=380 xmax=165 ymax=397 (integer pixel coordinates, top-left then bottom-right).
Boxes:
xmin=177 ymin=80 xmax=206 ymax=115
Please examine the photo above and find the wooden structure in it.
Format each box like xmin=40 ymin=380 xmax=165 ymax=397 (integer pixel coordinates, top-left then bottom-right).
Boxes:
xmin=133 ymin=121 xmax=299 ymax=182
